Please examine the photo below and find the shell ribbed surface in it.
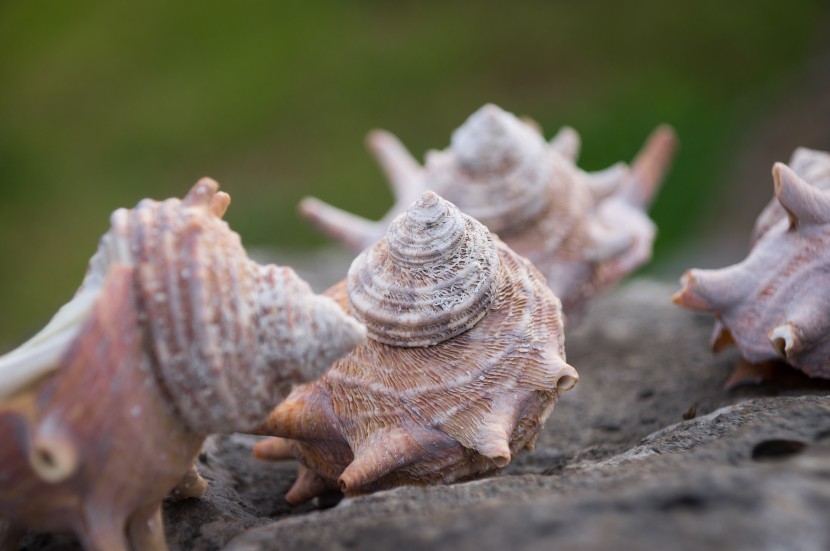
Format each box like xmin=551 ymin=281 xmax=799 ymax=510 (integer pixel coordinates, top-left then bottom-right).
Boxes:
xmin=260 ymin=234 xmax=578 ymax=500
xmin=83 ymin=180 xmax=366 ymax=434
xmin=348 ymin=191 xmax=499 ymax=347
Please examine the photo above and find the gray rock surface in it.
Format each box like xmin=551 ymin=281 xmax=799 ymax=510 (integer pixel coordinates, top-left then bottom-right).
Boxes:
xmin=17 ymin=280 xmax=830 ymax=550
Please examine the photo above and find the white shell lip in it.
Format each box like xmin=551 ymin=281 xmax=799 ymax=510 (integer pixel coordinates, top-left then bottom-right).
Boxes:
xmin=0 ymin=286 xmax=101 ymax=400
xmin=347 ymin=191 xmax=500 ymax=348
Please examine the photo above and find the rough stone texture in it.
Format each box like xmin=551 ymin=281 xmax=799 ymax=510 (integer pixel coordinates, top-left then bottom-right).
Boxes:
xmin=15 ymin=280 xmax=830 ymax=550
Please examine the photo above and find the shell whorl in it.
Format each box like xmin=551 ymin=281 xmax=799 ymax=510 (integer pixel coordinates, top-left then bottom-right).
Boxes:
xmin=426 ymin=104 xmax=552 ymax=235
xmin=347 ymin=191 xmax=500 ymax=347
xmin=112 ymin=181 xmax=365 ymax=434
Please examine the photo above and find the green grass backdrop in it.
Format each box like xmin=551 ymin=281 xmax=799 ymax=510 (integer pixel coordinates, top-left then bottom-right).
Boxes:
xmin=0 ymin=1 xmax=826 ymax=345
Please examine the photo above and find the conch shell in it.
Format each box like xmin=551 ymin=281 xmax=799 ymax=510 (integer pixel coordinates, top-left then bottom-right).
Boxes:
xmin=0 ymin=180 xmax=365 ymax=551
xmin=255 ymin=191 xmax=578 ymax=504
xmin=674 ymin=152 xmax=830 ymax=381
xmin=300 ymin=104 xmax=677 ymax=315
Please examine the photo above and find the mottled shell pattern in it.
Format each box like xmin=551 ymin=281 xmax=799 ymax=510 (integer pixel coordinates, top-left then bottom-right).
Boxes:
xmin=300 ymin=103 xmax=677 ymax=315
xmin=255 ymin=192 xmax=579 ymax=504
xmin=0 ymin=179 xmax=367 ymax=434
xmin=674 ymin=153 xmax=830 ymax=379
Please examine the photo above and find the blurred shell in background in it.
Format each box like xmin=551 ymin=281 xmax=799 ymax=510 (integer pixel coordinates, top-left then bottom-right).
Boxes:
xmin=300 ymin=104 xmax=677 ymax=318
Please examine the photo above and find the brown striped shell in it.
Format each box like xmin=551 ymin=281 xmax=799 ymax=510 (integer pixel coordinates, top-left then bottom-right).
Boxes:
xmin=299 ymin=103 xmax=677 ymax=317
xmin=255 ymin=192 xmax=578 ymax=504
xmin=674 ymin=157 xmax=830 ymax=379
xmin=0 ymin=180 xmax=365 ymax=550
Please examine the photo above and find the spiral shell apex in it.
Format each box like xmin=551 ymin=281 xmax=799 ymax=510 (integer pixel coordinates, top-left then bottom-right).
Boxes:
xmin=432 ymin=104 xmax=552 ymax=233
xmin=674 ymin=156 xmax=830 ymax=380
xmin=257 ymin=192 xmax=578 ymax=504
xmin=348 ymin=191 xmax=499 ymax=347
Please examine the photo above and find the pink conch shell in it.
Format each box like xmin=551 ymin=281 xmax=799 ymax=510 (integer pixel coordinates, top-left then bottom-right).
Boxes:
xmin=256 ymin=192 xmax=578 ymax=504
xmin=299 ymin=104 xmax=677 ymax=316
xmin=0 ymin=179 xmax=365 ymax=550
xmin=674 ymin=158 xmax=830 ymax=379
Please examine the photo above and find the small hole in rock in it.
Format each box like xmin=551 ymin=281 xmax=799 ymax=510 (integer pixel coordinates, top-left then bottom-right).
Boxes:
xmin=317 ymin=491 xmax=343 ymax=509
xmin=751 ymin=439 xmax=807 ymax=461
xmin=659 ymin=494 xmax=705 ymax=512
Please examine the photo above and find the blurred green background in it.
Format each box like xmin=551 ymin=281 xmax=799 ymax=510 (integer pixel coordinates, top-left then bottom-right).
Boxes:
xmin=1 ymin=1 xmax=829 ymax=347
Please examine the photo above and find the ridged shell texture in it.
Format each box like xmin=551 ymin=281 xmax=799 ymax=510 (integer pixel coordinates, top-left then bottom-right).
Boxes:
xmin=256 ymin=192 xmax=578 ymax=503
xmin=348 ymin=191 xmax=499 ymax=346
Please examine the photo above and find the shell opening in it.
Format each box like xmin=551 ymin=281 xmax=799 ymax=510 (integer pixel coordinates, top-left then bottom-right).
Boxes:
xmin=490 ymin=453 xmax=511 ymax=469
xmin=769 ymin=324 xmax=796 ymax=359
xmin=556 ymin=373 xmax=578 ymax=392
xmin=29 ymin=432 xmax=78 ymax=483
